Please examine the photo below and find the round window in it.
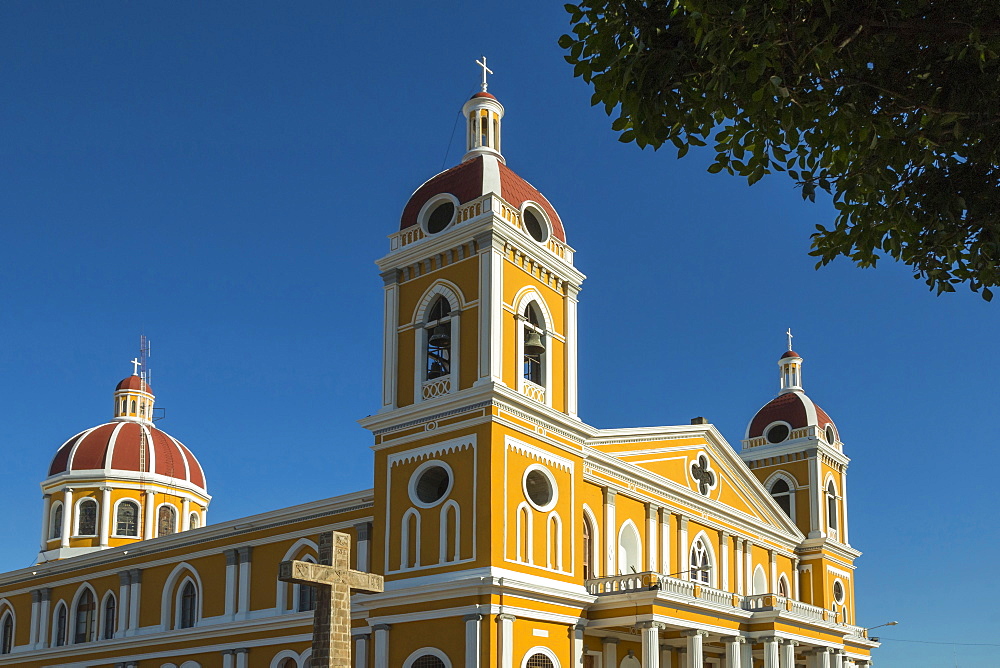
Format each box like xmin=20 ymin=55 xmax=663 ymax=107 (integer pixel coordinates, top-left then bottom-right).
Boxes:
xmin=523 ymin=466 xmax=556 ymax=510
xmin=411 ymin=464 xmax=452 ymax=506
xmin=825 ymin=425 xmax=836 ymax=444
xmin=522 ymin=207 xmax=549 ymax=243
xmin=426 ymin=200 xmax=455 ymax=234
xmin=833 ymin=580 xmax=845 ymax=604
xmin=765 ymin=423 xmax=790 ymax=444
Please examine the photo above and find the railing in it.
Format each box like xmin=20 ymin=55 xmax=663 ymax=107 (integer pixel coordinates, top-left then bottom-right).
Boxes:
xmin=520 ymin=379 xmax=546 ymax=403
xmin=421 ymin=376 xmax=451 ymax=400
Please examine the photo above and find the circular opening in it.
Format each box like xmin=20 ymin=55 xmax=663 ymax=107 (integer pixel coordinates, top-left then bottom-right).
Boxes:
xmin=414 ymin=465 xmax=451 ymax=504
xmin=526 ymin=654 xmax=555 ymax=668
xmin=765 ymin=423 xmax=790 ymax=444
xmin=825 ymin=425 xmax=836 ymax=444
xmin=524 ymin=468 xmax=555 ymax=509
xmin=833 ymin=580 xmax=845 ymax=603
xmin=412 ymin=656 xmax=446 ymax=668
xmin=523 ymin=207 xmax=549 ymax=243
xmin=426 ymin=201 xmax=455 ymax=234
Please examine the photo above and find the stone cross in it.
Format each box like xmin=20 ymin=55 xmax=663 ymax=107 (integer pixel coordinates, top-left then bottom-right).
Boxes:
xmin=130 ymin=358 xmax=142 ymax=375
xmin=279 ymin=531 xmax=384 ymax=668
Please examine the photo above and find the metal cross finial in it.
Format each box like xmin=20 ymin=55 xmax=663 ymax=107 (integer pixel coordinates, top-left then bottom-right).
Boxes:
xmin=476 ymin=56 xmax=493 ymax=92
xmin=786 ymin=328 xmax=794 ymax=351
xmin=130 ymin=358 xmax=142 ymax=375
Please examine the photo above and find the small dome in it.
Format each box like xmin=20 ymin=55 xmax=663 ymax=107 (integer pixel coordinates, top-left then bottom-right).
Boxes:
xmin=471 ymin=91 xmax=496 ymax=100
xmin=746 ymin=391 xmax=836 ymax=440
xmin=780 ymin=350 xmax=800 ymax=359
xmin=116 ymin=375 xmax=153 ymax=393
xmin=399 ymin=156 xmax=566 ymax=242
xmin=47 ymin=421 xmax=207 ymax=491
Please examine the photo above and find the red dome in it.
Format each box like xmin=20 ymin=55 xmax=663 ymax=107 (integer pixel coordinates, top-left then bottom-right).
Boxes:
xmin=48 ymin=421 xmax=206 ymax=490
xmin=746 ymin=392 xmax=835 ymax=440
xmin=116 ymin=376 xmax=153 ymax=393
xmin=400 ymin=156 xmax=566 ymax=242
xmin=471 ymin=91 xmax=496 ymax=100
xmin=780 ymin=350 xmax=800 ymax=359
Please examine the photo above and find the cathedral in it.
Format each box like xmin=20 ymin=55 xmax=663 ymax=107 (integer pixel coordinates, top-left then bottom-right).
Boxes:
xmin=0 ymin=73 xmax=879 ymax=668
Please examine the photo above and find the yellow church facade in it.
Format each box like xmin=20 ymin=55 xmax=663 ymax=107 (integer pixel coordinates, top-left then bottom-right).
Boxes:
xmin=0 ymin=77 xmax=878 ymax=668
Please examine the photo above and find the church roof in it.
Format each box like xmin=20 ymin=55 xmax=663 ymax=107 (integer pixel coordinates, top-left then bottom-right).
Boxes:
xmin=116 ymin=375 xmax=152 ymax=393
xmin=399 ymin=156 xmax=566 ymax=242
xmin=746 ymin=391 xmax=835 ymax=440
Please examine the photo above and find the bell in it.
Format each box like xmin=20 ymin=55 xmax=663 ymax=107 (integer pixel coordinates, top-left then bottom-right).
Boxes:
xmin=428 ymin=324 xmax=451 ymax=348
xmin=524 ymin=330 xmax=545 ymax=356
xmin=429 ymin=360 xmax=447 ymax=377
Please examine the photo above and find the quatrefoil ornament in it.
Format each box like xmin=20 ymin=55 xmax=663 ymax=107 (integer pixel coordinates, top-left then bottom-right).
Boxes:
xmin=691 ymin=454 xmax=716 ymax=496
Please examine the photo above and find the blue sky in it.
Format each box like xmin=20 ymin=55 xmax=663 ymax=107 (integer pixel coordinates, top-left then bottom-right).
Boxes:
xmin=1 ymin=2 xmax=997 ymax=665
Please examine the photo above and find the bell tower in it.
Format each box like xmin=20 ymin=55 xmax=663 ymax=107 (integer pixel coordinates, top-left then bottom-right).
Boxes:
xmin=373 ymin=66 xmax=585 ymax=419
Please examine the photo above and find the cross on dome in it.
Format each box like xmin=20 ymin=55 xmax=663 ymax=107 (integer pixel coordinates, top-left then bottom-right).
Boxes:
xmin=786 ymin=328 xmax=794 ymax=351
xmin=476 ymin=55 xmax=493 ymax=92
xmin=130 ymin=358 xmax=142 ymax=376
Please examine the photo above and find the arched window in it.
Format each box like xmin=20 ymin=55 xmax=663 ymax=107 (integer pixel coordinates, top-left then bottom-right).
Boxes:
xmin=777 ymin=575 xmax=790 ymax=598
xmin=278 ymin=659 xmax=298 ymax=668
xmin=522 ymin=302 xmax=545 ymax=386
xmin=179 ymin=582 xmax=197 ymax=629
xmin=189 ymin=513 xmax=200 ymax=530
xmin=689 ymin=538 xmax=711 ymax=584
xmin=54 ymin=603 xmax=68 ymax=646
xmin=130 ymin=400 xmax=136 ymax=414
xmin=753 ymin=564 xmax=768 ymax=595
xmin=296 ymin=556 xmax=318 ymax=612
xmin=826 ymin=481 xmax=839 ymax=530
xmin=770 ymin=478 xmax=792 ymax=518
xmin=102 ymin=594 xmax=116 ymax=640
xmin=116 ymin=501 xmax=139 ymax=537
xmin=582 ymin=518 xmax=592 ymax=580
xmin=74 ymin=588 xmax=96 ymax=643
xmin=0 ymin=613 xmax=12 ymax=654
xmin=617 ymin=522 xmax=641 ymax=575
xmin=424 ymin=297 xmax=452 ymax=380
xmin=158 ymin=505 xmax=177 ymax=537
xmin=526 ymin=653 xmax=555 ymax=668
xmin=546 ymin=512 xmax=563 ymax=571
xmin=51 ymin=503 xmax=64 ymax=540
xmin=78 ymin=499 xmax=98 ymax=536
xmin=411 ymin=656 xmax=446 ymax=668
xmin=120 ymin=398 xmax=127 ymax=414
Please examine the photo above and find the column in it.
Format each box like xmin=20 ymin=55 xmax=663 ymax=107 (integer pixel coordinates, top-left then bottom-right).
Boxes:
xmin=465 ymin=614 xmax=483 ymax=668
xmin=761 ymin=637 xmax=779 ymax=668
xmin=602 ymin=637 xmax=618 ymax=668
xmin=236 ymin=545 xmax=253 ymax=620
xmin=235 ymin=648 xmax=249 ymax=668
xmin=61 ymin=487 xmax=74 ymax=548
xmin=570 ymin=623 xmax=585 ymax=668
xmin=127 ymin=569 xmax=142 ymax=635
xmin=646 ymin=504 xmax=658 ymax=572
xmin=677 ymin=516 xmax=689 ymax=579
xmin=720 ymin=531 xmax=730 ymax=591
xmin=116 ymin=571 xmax=130 ymax=637
xmin=565 ymin=285 xmax=580 ymax=417
xmin=355 ymin=522 xmax=372 ymax=571
xmin=374 ymin=624 xmax=391 ymax=668
xmin=99 ymin=487 xmax=112 ymax=547
xmin=222 ymin=650 xmax=235 ymax=668
xmin=224 ymin=548 xmax=238 ymax=619
xmin=640 ymin=623 xmax=662 ymax=668
xmin=744 ymin=541 xmax=753 ymax=593
xmin=659 ymin=645 xmax=673 ymax=668
xmin=768 ymin=550 xmax=777 ymax=593
xmin=807 ymin=453 xmax=821 ymax=537
xmin=682 ymin=630 xmax=707 ymax=668
xmin=659 ymin=508 xmax=671 ymax=573
xmin=35 ymin=588 xmax=50 ymax=649
xmin=792 ymin=558 xmax=800 ymax=600
xmin=735 ymin=538 xmax=744 ymax=594
xmin=841 ymin=473 xmax=849 ymax=544
xmin=29 ymin=589 xmax=40 ymax=647
xmin=143 ymin=490 xmax=155 ymax=540
xmin=780 ymin=640 xmax=796 ymax=668
xmin=497 ymin=615 xmax=515 ymax=668
xmin=832 ymin=649 xmax=844 ymax=668
xmin=819 ymin=649 xmax=832 ymax=668
xmin=723 ymin=637 xmax=744 ymax=668
xmin=39 ymin=494 xmax=51 ymax=551
xmin=603 ymin=488 xmax=616 ymax=576
xmin=474 ymin=231 xmax=505 ymax=385
xmin=380 ymin=268 xmax=400 ymax=410
xmin=181 ymin=497 xmax=191 ymax=531
xmin=355 ymin=634 xmax=370 ymax=668
xmin=740 ymin=639 xmax=753 ymax=668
